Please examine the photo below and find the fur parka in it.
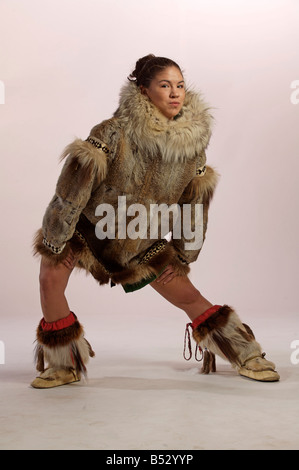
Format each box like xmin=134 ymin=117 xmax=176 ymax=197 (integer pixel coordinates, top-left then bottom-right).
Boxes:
xmin=34 ymin=81 xmax=219 ymax=288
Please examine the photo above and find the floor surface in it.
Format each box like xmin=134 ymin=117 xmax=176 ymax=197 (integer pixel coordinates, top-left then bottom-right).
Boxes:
xmin=0 ymin=308 xmax=298 ymax=450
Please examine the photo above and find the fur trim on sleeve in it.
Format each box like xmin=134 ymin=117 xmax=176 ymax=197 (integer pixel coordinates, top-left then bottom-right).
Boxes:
xmin=180 ymin=165 xmax=220 ymax=204
xmin=32 ymin=228 xmax=84 ymax=265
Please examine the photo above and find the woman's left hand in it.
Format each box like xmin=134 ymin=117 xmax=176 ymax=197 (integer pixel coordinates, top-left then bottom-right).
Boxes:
xmin=155 ymin=265 xmax=178 ymax=285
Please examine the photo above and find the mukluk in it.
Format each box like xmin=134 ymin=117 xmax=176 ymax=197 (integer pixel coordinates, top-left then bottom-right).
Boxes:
xmin=31 ymin=312 xmax=95 ymax=389
xmin=184 ymin=305 xmax=280 ymax=382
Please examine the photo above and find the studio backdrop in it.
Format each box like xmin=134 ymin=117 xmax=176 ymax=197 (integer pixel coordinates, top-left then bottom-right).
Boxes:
xmin=0 ymin=0 xmax=298 ymax=325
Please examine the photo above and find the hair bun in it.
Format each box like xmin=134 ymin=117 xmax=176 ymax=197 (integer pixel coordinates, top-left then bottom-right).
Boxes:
xmin=128 ymin=54 xmax=156 ymax=84
xmin=127 ymin=54 xmax=182 ymax=88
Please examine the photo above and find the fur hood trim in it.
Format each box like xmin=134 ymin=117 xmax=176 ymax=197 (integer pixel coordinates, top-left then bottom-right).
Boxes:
xmin=114 ymin=82 xmax=213 ymax=163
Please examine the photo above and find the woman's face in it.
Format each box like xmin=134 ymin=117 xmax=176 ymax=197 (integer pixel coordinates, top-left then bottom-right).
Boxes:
xmin=141 ymin=66 xmax=185 ymax=120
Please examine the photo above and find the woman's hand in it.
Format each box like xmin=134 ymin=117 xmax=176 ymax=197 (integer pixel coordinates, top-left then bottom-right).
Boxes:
xmin=155 ymin=264 xmax=178 ymax=285
xmin=62 ymin=249 xmax=78 ymax=271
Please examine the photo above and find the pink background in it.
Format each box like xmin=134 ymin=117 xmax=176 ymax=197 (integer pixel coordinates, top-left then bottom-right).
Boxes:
xmin=1 ymin=0 xmax=299 ymax=451
xmin=0 ymin=0 xmax=298 ymax=324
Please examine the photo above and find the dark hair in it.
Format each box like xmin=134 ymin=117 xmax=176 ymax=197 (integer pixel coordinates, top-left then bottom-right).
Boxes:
xmin=128 ymin=54 xmax=183 ymax=88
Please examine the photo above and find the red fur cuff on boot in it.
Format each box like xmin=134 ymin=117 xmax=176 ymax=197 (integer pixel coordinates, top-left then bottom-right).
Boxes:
xmin=40 ymin=312 xmax=76 ymax=331
xmin=183 ymin=305 xmax=222 ymax=362
xmin=191 ymin=305 xmax=222 ymax=330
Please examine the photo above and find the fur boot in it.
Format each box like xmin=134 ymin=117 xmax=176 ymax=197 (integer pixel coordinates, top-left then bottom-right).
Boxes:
xmin=189 ymin=305 xmax=280 ymax=382
xmin=31 ymin=312 xmax=95 ymax=389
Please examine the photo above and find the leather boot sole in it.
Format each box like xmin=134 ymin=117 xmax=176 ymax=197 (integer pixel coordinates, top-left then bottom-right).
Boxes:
xmin=31 ymin=368 xmax=80 ymax=389
xmin=239 ymin=368 xmax=280 ymax=382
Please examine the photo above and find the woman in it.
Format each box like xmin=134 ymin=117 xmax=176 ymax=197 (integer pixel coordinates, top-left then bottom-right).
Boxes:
xmin=32 ymin=55 xmax=279 ymax=388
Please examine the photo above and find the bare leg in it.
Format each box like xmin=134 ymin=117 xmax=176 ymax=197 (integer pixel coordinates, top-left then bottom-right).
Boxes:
xmin=151 ymin=274 xmax=213 ymax=321
xmin=31 ymin=255 xmax=95 ymax=388
xmin=39 ymin=257 xmax=73 ymax=322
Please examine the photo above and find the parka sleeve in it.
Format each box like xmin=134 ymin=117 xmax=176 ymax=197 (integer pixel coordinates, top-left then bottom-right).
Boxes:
xmin=36 ymin=127 xmax=112 ymax=259
xmin=171 ymin=152 xmax=219 ymax=266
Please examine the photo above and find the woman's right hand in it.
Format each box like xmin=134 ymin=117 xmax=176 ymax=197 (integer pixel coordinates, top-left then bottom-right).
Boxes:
xmin=62 ymin=249 xmax=78 ymax=271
